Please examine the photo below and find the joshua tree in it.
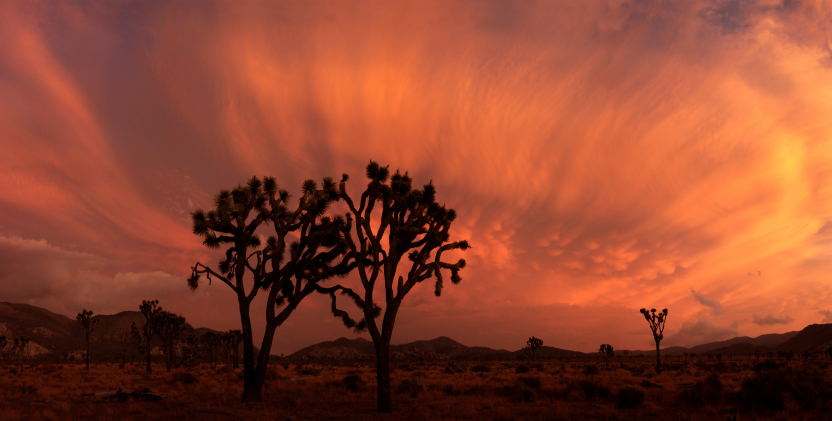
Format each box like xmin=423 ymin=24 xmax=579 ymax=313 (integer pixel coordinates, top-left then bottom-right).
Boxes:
xmin=76 ymin=309 xmax=98 ymax=371
xmin=138 ymin=300 xmax=162 ymax=372
xmin=14 ymin=336 xmax=29 ymax=371
xmin=114 ymin=327 xmax=131 ymax=367
xmin=156 ymin=310 xmax=186 ymax=372
xmin=326 ymin=162 xmax=469 ymax=413
xmin=639 ymin=308 xmax=667 ymax=373
xmin=599 ymin=344 xmax=614 ymax=368
xmin=189 ymin=176 xmax=361 ymax=402
xmin=226 ymin=329 xmax=243 ymax=368
xmin=526 ymin=336 xmax=543 ymax=363
xmin=200 ymin=331 xmax=222 ymax=366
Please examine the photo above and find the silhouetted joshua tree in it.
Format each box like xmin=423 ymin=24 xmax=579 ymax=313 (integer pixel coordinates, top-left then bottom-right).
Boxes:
xmin=599 ymin=344 xmax=614 ymax=368
xmin=189 ymin=176 xmax=361 ymax=402
xmin=225 ymin=329 xmax=243 ymax=368
xmin=639 ymin=308 xmax=667 ymax=373
xmin=76 ymin=309 xmax=98 ymax=371
xmin=325 ymin=162 xmax=469 ymax=413
xmin=138 ymin=300 xmax=162 ymax=372
xmin=14 ymin=336 xmax=29 ymax=371
xmin=525 ymin=336 xmax=543 ymax=363
xmin=156 ymin=310 xmax=186 ymax=372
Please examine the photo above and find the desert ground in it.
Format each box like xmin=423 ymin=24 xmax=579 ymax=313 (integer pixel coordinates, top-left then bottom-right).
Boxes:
xmin=2 ymin=355 xmax=832 ymax=420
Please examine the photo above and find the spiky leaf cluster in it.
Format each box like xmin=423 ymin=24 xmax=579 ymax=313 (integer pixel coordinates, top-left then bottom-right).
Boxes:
xmin=639 ymin=308 xmax=668 ymax=341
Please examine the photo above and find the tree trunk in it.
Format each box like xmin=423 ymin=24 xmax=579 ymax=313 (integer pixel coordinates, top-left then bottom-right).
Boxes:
xmin=654 ymin=339 xmax=661 ymax=373
xmin=239 ymin=297 xmax=263 ymax=403
xmin=375 ymin=339 xmax=392 ymax=413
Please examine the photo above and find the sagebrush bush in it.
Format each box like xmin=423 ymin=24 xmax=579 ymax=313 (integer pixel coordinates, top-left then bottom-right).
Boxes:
xmin=678 ymin=372 xmax=722 ymax=407
xmin=569 ymin=378 xmax=611 ymax=400
xmin=516 ymin=364 xmax=530 ymax=374
xmin=341 ymin=374 xmax=364 ymax=392
xmin=616 ymin=386 xmax=645 ymax=408
xmin=398 ymin=376 xmax=427 ymax=397
xmin=172 ymin=371 xmax=199 ymax=385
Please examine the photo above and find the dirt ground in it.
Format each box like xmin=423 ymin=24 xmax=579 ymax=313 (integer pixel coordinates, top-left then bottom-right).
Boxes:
xmin=2 ymin=356 xmax=832 ymax=420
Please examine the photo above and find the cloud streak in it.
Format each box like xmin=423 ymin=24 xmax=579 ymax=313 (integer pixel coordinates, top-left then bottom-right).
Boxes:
xmin=0 ymin=0 xmax=831 ymax=352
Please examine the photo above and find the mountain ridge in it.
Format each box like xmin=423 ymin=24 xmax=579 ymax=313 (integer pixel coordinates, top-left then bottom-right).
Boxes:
xmin=0 ymin=301 xmax=825 ymax=360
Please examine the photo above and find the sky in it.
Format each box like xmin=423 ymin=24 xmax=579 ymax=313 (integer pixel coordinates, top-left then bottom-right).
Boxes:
xmin=1 ymin=0 xmax=832 ymax=354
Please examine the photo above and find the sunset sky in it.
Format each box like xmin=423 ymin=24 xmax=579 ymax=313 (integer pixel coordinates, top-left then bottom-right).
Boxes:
xmin=2 ymin=0 xmax=832 ymax=354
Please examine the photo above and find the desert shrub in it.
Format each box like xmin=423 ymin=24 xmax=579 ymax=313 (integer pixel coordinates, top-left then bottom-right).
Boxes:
xmin=399 ymin=376 xmax=427 ymax=397
xmin=470 ymin=363 xmax=490 ymax=373
xmin=516 ymin=364 xmax=530 ymax=374
xmin=519 ymin=375 xmax=542 ymax=390
xmin=341 ymin=374 xmax=364 ymax=392
xmin=533 ymin=362 xmax=545 ymax=371
xmin=172 ymin=371 xmax=199 ymax=385
xmin=583 ymin=364 xmax=598 ymax=376
xmin=298 ymin=367 xmax=321 ymax=376
xmin=616 ymin=386 xmax=646 ymax=408
xmin=502 ymin=384 xmax=534 ymax=403
xmin=738 ymin=365 xmax=832 ymax=412
xmin=678 ymin=372 xmax=722 ymax=407
xmin=217 ymin=365 xmax=232 ymax=374
xmin=569 ymin=378 xmax=611 ymax=400
xmin=751 ymin=360 xmax=784 ymax=372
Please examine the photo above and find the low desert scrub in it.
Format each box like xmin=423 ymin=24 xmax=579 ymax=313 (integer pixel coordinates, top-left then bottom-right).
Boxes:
xmin=616 ymin=385 xmax=646 ymax=408
xmin=737 ymin=364 xmax=832 ymax=413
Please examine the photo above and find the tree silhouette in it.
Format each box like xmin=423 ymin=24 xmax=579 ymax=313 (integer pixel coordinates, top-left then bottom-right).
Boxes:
xmin=156 ymin=310 xmax=186 ymax=372
xmin=14 ymin=336 xmax=28 ymax=371
xmin=225 ymin=329 xmax=243 ymax=368
xmin=599 ymin=344 xmax=614 ymax=368
xmin=138 ymin=300 xmax=162 ymax=372
xmin=328 ymin=162 xmax=469 ymax=413
xmin=188 ymin=176 xmax=360 ymax=402
xmin=114 ymin=327 xmax=131 ymax=367
xmin=640 ymin=308 xmax=667 ymax=373
xmin=76 ymin=309 xmax=98 ymax=371
xmin=526 ymin=336 xmax=543 ymax=363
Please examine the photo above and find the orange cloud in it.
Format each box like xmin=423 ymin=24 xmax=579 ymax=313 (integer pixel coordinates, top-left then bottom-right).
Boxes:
xmin=1 ymin=0 xmax=831 ymax=352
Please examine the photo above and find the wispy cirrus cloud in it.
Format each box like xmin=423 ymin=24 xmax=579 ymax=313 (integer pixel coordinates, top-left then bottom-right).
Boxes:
xmin=0 ymin=0 xmax=831 ymax=353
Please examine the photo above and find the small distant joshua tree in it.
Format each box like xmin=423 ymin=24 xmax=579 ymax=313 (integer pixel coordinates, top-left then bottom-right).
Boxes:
xmin=76 ymin=309 xmax=99 ymax=371
xmin=157 ymin=310 xmax=186 ymax=372
xmin=525 ymin=336 xmax=543 ymax=363
xmin=639 ymin=308 xmax=667 ymax=373
xmin=14 ymin=336 xmax=29 ymax=371
xmin=138 ymin=300 xmax=162 ymax=372
xmin=599 ymin=344 xmax=614 ymax=368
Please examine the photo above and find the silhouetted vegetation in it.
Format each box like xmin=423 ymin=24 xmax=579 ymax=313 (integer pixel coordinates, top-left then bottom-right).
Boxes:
xmin=525 ymin=336 xmax=543 ymax=363
xmin=639 ymin=308 xmax=667 ymax=373
xmin=75 ymin=309 xmax=98 ymax=371
xmin=738 ymin=365 xmax=832 ymax=412
xmin=189 ymin=175 xmax=360 ymax=402
xmin=599 ymin=344 xmax=614 ymax=368
xmin=322 ymin=162 xmax=469 ymax=413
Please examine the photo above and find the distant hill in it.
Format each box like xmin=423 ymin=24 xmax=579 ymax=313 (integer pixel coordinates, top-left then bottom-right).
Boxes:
xmin=3 ymin=301 xmax=830 ymax=362
xmin=701 ymin=343 xmax=772 ymax=356
xmin=0 ymin=302 xmax=227 ymax=360
xmin=775 ymin=324 xmax=832 ymax=353
xmin=689 ymin=331 xmax=799 ymax=354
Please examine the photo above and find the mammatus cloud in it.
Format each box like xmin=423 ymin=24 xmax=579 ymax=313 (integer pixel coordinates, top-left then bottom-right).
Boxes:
xmin=0 ymin=1 xmax=831 ymax=353
xmin=690 ymin=288 xmax=725 ymax=315
xmin=752 ymin=313 xmax=794 ymax=326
